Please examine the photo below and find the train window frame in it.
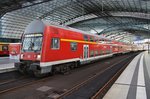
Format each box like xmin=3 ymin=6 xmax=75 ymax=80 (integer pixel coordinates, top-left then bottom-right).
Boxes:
xmin=2 ymin=45 xmax=8 ymax=51
xmin=100 ymin=50 xmax=103 ymax=55
xmin=90 ymin=50 xmax=94 ymax=57
xmin=95 ymin=50 xmax=98 ymax=56
xmin=70 ymin=42 xmax=77 ymax=51
xmin=95 ymin=37 xmax=98 ymax=42
xmin=51 ymin=38 xmax=60 ymax=49
xmin=83 ymin=35 xmax=88 ymax=41
xmin=90 ymin=36 xmax=94 ymax=42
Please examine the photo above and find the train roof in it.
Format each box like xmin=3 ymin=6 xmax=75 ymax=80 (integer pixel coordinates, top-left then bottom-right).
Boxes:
xmin=25 ymin=20 xmax=111 ymax=41
xmin=25 ymin=20 xmax=134 ymax=45
xmin=43 ymin=20 xmax=111 ymax=40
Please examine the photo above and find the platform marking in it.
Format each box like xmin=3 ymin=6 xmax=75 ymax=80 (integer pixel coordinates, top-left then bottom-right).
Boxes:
xmin=126 ymin=55 xmax=141 ymax=99
xmin=37 ymin=86 xmax=53 ymax=92
xmin=143 ymin=51 xmax=150 ymax=99
xmin=115 ymin=53 xmax=142 ymax=85
xmin=137 ymin=54 xmax=145 ymax=86
xmin=136 ymin=87 xmax=147 ymax=99
xmin=103 ymin=84 xmax=130 ymax=99
xmin=136 ymin=54 xmax=147 ymax=99
xmin=144 ymin=51 xmax=150 ymax=80
xmin=103 ymin=53 xmax=143 ymax=99
xmin=48 ymin=93 xmax=60 ymax=98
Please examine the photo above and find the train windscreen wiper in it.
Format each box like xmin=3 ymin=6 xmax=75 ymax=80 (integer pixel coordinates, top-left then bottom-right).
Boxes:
xmin=28 ymin=41 xmax=34 ymax=51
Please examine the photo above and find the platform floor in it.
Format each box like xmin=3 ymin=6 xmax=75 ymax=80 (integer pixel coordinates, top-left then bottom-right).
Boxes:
xmin=103 ymin=51 xmax=150 ymax=99
xmin=0 ymin=57 xmax=18 ymax=73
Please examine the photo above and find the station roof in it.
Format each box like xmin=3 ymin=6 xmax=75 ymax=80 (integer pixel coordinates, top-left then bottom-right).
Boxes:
xmin=0 ymin=0 xmax=150 ymax=43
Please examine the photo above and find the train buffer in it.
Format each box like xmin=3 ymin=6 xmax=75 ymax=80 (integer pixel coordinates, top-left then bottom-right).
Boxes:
xmin=104 ymin=51 xmax=150 ymax=99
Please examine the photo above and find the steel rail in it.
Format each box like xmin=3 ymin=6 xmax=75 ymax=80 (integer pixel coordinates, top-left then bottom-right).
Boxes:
xmin=56 ymin=53 xmax=138 ymax=99
xmin=0 ymin=75 xmax=53 ymax=94
xmin=0 ymin=76 xmax=26 ymax=86
xmin=91 ymin=55 xmax=134 ymax=99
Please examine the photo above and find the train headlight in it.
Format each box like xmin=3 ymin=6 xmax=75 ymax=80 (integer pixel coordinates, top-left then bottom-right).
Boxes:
xmin=37 ymin=55 xmax=41 ymax=60
xmin=21 ymin=54 xmax=24 ymax=59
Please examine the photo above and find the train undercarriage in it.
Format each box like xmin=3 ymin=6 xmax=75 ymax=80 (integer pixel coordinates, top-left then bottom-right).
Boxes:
xmin=15 ymin=60 xmax=80 ymax=77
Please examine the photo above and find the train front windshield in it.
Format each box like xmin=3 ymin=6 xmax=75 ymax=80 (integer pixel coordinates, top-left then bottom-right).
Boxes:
xmin=22 ymin=33 xmax=43 ymax=52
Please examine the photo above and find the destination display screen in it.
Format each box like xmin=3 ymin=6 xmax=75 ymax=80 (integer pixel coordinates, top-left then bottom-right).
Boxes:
xmin=24 ymin=33 xmax=42 ymax=37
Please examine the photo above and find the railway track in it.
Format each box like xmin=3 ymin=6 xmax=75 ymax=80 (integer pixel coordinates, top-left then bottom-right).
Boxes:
xmin=56 ymin=53 xmax=139 ymax=99
xmin=0 ymin=76 xmax=26 ymax=85
xmin=0 ymin=73 xmax=53 ymax=94
xmin=0 ymin=71 xmax=23 ymax=83
xmin=91 ymin=56 xmax=133 ymax=99
xmin=0 ymin=52 xmax=140 ymax=98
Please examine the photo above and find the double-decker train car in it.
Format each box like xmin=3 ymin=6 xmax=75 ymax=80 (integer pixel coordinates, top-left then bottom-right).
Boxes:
xmin=9 ymin=43 xmax=21 ymax=59
xmin=0 ymin=42 xmax=9 ymax=56
xmin=15 ymin=20 xmax=138 ymax=77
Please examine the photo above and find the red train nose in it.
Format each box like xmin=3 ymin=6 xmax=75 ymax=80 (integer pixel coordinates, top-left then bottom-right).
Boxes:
xmin=20 ymin=52 xmax=41 ymax=61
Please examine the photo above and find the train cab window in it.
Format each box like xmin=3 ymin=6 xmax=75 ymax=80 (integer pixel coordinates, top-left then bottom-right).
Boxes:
xmin=51 ymin=38 xmax=60 ymax=49
xmin=2 ymin=46 xmax=8 ymax=51
xmin=83 ymin=35 xmax=88 ymax=41
xmin=90 ymin=36 xmax=94 ymax=42
xmin=70 ymin=42 xmax=77 ymax=51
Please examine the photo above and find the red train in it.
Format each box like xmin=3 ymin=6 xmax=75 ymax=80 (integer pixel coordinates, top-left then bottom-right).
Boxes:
xmin=0 ymin=42 xmax=9 ymax=56
xmin=15 ymin=20 xmax=139 ymax=77
xmin=9 ymin=43 xmax=21 ymax=59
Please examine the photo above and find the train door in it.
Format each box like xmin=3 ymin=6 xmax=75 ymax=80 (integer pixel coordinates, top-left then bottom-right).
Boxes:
xmin=110 ymin=46 xmax=113 ymax=53
xmin=83 ymin=45 xmax=89 ymax=59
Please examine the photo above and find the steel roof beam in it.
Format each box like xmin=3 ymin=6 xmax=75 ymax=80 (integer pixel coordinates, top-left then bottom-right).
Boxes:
xmin=99 ymin=25 xmax=150 ymax=35
xmin=64 ymin=11 xmax=150 ymax=25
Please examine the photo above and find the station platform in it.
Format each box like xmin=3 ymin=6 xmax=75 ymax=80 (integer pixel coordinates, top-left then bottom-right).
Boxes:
xmin=0 ymin=57 xmax=17 ymax=73
xmin=104 ymin=51 xmax=150 ymax=99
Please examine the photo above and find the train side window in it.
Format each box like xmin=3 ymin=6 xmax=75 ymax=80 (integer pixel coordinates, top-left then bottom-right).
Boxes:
xmin=90 ymin=36 xmax=94 ymax=42
xmin=95 ymin=38 xmax=98 ymax=42
xmin=95 ymin=50 xmax=98 ymax=56
xmin=83 ymin=35 xmax=88 ymax=41
xmin=107 ymin=50 xmax=110 ymax=54
xmin=90 ymin=50 xmax=94 ymax=57
xmin=2 ymin=46 xmax=8 ymax=51
xmin=51 ymin=38 xmax=60 ymax=49
xmin=100 ymin=50 xmax=103 ymax=55
xmin=70 ymin=42 xmax=77 ymax=51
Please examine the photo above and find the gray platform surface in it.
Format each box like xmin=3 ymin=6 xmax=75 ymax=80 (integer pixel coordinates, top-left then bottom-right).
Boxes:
xmin=0 ymin=57 xmax=18 ymax=73
xmin=103 ymin=51 xmax=150 ymax=99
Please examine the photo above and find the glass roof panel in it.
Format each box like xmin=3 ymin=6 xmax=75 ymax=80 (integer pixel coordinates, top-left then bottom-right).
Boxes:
xmin=0 ymin=0 xmax=150 ymax=42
